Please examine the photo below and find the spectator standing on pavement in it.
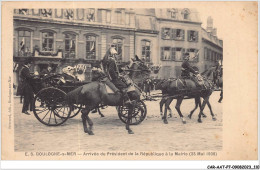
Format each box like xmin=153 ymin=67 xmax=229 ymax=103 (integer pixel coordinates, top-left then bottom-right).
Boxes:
xmin=19 ymin=58 xmax=34 ymax=115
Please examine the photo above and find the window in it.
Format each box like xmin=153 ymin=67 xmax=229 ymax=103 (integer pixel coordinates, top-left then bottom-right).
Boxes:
xmin=204 ymin=47 xmax=207 ymax=60
xmin=182 ymin=9 xmax=190 ymax=20
xmin=86 ymin=8 xmax=95 ymax=22
xmin=172 ymin=29 xmax=185 ymax=40
xmin=141 ymin=40 xmax=151 ymax=62
xmin=161 ymin=47 xmax=171 ymax=61
xmin=106 ymin=11 xmax=111 ymax=23
xmin=18 ymin=30 xmax=32 ymax=57
xmin=41 ymin=9 xmax=52 ymax=17
xmin=112 ymin=38 xmax=123 ymax=61
xmin=42 ymin=32 xmax=54 ymax=51
xmin=211 ymin=51 xmax=214 ymax=61
xmin=86 ymin=36 xmax=96 ymax=60
xmin=125 ymin=13 xmax=130 ymax=25
xmin=207 ymin=49 xmax=211 ymax=61
xmin=64 ymin=9 xmax=74 ymax=20
xmin=115 ymin=11 xmax=122 ymax=24
xmin=161 ymin=28 xmax=171 ymax=40
xmin=188 ymin=30 xmax=198 ymax=42
xmin=64 ymin=33 xmax=76 ymax=58
xmin=168 ymin=8 xmax=177 ymax=19
xmin=174 ymin=48 xmax=184 ymax=61
xmin=187 ymin=48 xmax=199 ymax=62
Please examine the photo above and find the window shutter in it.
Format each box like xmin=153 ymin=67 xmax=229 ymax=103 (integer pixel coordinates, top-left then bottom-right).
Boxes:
xmin=195 ymin=31 xmax=199 ymax=42
xmin=161 ymin=47 xmax=164 ymax=60
xmin=161 ymin=28 xmax=165 ymax=39
xmin=181 ymin=29 xmax=185 ymax=40
xmin=187 ymin=30 xmax=190 ymax=41
xmin=181 ymin=48 xmax=185 ymax=60
xmin=171 ymin=48 xmax=176 ymax=60
xmin=172 ymin=29 xmax=176 ymax=39
xmin=196 ymin=49 xmax=199 ymax=62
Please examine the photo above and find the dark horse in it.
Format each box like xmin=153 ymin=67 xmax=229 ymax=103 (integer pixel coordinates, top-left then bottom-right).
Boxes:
xmin=66 ymin=48 xmax=150 ymax=135
xmin=157 ymin=67 xmax=216 ymax=124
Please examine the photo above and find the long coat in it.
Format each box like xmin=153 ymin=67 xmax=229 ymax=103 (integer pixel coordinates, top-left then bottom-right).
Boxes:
xmin=103 ymin=57 xmax=127 ymax=90
xmin=19 ymin=65 xmax=34 ymax=112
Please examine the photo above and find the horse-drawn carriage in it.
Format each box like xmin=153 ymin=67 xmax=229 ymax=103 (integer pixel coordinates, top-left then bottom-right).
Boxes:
xmin=29 ymin=57 xmax=151 ymax=134
xmin=31 ymin=71 xmax=147 ymax=127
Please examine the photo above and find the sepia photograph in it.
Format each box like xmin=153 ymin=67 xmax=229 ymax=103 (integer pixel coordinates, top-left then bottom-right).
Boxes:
xmin=1 ymin=1 xmax=258 ymax=168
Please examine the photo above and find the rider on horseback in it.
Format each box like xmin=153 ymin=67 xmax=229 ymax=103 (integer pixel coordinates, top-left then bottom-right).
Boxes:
xmin=181 ymin=52 xmax=202 ymax=88
xmin=102 ymin=46 xmax=132 ymax=105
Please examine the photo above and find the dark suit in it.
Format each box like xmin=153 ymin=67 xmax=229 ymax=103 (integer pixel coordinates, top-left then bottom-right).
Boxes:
xmin=181 ymin=60 xmax=197 ymax=79
xmin=104 ymin=57 xmax=127 ymax=90
xmin=20 ymin=65 xmax=34 ymax=113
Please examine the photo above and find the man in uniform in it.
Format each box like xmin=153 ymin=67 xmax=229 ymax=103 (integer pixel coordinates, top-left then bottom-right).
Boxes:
xmin=102 ymin=47 xmax=132 ymax=105
xmin=181 ymin=52 xmax=200 ymax=87
xmin=181 ymin=53 xmax=199 ymax=78
xmin=20 ymin=58 xmax=34 ymax=115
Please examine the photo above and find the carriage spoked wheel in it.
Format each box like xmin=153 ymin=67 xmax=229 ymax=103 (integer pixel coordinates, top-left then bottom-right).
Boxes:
xmin=33 ymin=87 xmax=71 ymax=126
xmin=118 ymin=100 xmax=147 ymax=125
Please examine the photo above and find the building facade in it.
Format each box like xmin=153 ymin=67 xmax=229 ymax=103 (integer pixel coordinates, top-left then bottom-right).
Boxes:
xmin=13 ymin=8 xmax=223 ymax=89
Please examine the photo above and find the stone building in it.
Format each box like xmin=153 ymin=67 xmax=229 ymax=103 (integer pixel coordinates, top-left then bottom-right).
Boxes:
xmin=13 ymin=8 xmax=223 ymax=90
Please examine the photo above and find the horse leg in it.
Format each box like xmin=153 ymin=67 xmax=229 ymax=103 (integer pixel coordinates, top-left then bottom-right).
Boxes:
xmin=218 ymin=90 xmax=223 ymax=103
xmin=126 ymin=104 xmax=134 ymax=134
xmin=206 ymin=99 xmax=217 ymax=121
xmin=175 ymin=97 xmax=186 ymax=124
xmin=85 ymin=109 xmax=94 ymax=135
xmin=97 ymin=108 xmax=105 ymax=117
xmin=163 ymin=98 xmax=172 ymax=124
xmin=167 ymin=98 xmax=174 ymax=118
xmin=159 ymin=98 xmax=166 ymax=118
xmin=198 ymin=97 xmax=207 ymax=118
xmin=198 ymin=98 xmax=207 ymax=123
xmin=81 ymin=109 xmax=90 ymax=134
xmin=188 ymin=97 xmax=199 ymax=119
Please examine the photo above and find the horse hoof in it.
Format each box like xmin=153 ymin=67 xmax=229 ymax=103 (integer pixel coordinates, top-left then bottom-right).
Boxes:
xmin=198 ymin=119 xmax=202 ymax=123
xmin=202 ymin=114 xmax=207 ymax=118
xmin=128 ymin=130 xmax=134 ymax=134
xmin=163 ymin=120 xmax=168 ymax=124
xmin=88 ymin=131 xmax=94 ymax=135
xmin=188 ymin=115 xmax=192 ymax=119
xmin=100 ymin=115 xmax=105 ymax=118
xmin=212 ymin=117 xmax=217 ymax=121
xmin=182 ymin=120 xmax=186 ymax=124
xmin=168 ymin=114 xmax=172 ymax=118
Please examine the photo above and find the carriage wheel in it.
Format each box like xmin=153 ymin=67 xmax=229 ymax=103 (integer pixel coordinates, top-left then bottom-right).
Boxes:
xmin=33 ymin=87 xmax=71 ymax=126
xmin=118 ymin=100 xmax=147 ymax=125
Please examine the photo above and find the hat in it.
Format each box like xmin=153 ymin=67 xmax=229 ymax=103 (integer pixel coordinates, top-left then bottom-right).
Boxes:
xmin=24 ymin=57 xmax=33 ymax=65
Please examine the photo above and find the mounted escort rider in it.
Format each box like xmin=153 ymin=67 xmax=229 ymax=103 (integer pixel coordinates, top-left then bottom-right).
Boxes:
xmin=102 ymin=46 xmax=132 ymax=105
xmin=180 ymin=52 xmax=203 ymax=88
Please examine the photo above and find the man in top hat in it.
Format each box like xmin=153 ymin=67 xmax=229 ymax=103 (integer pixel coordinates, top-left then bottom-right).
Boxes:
xmin=19 ymin=57 xmax=34 ymax=115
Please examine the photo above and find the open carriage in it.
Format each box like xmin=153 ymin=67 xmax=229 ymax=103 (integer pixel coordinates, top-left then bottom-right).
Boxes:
xmin=31 ymin=66 xmax=147 ymax=127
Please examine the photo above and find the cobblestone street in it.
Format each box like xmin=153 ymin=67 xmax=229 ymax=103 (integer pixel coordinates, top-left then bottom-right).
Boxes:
xmin=14 ymin=91 xmax=222 ymax=152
